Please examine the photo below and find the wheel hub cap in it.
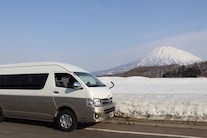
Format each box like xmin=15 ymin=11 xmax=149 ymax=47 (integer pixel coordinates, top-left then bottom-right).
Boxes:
xmin=60 ymin=114 xmax=72 ymax=129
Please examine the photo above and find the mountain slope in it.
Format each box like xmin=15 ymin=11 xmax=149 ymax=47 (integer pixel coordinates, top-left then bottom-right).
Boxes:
xmin=94 ymin=60 xmax=141 ymax=76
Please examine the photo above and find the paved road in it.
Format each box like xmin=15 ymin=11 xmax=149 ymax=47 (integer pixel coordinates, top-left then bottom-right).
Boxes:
xmin=0 ymin=118 xmax=207 ymax=138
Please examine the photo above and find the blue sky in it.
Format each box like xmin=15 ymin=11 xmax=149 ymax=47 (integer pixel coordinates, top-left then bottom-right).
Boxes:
xmin=0 ymin=0 xmax=207 ymax=71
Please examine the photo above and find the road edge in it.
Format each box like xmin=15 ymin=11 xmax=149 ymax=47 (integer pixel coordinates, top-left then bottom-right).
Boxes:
xmin=103 ymin=117 xmax=207 ymax=130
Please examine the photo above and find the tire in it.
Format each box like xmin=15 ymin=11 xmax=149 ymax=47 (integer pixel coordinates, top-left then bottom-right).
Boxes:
xmin=0 ymin=107 xmax=3 ymax=122
xmin=56 ymin=110 xmax=77 ymax=132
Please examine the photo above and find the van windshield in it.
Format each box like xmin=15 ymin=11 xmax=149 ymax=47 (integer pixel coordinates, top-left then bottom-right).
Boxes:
xmin=74 ymin=72 xmax=106 ymax=87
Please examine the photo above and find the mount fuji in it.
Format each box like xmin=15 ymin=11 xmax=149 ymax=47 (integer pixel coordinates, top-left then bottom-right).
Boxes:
xmin=94 ymin=46 xmax=203 ymax=76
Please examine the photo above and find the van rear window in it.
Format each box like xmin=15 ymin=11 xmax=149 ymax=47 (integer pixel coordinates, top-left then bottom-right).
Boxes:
xmin=0 ymin=74 xmax=48 ymax=89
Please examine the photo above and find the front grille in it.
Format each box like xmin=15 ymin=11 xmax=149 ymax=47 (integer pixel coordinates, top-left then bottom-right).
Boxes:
xmin=104 ymin=107 xmax=115 ymax=114
xmin=102 ymin=97 xmax=113 ymax=105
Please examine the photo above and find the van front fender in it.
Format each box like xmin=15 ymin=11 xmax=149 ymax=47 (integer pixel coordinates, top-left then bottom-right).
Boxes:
xmin=54 ymin=97 xmax=87 ymax=122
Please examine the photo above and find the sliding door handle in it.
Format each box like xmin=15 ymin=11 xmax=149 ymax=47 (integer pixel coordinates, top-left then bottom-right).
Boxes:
xmin=54 ymin=91 xmax=59 ymax=94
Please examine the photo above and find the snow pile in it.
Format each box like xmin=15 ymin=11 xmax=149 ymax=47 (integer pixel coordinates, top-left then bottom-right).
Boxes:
xmin=100 ymin=77 xmax=207 ymax=122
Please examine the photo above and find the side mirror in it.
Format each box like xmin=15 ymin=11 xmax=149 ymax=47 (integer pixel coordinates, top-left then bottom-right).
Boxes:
xmin=109 ymin=81 xmax=114 ymax=89
xmin=73 ymin=82 xmax=83 ymax=90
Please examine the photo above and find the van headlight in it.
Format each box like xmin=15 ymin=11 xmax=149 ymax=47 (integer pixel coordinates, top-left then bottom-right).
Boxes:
xmin=87 ymin=98 xmax=103 ymax=107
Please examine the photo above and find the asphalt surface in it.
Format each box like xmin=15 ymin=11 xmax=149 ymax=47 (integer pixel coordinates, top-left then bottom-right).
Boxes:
xmin=0 ymin=118 xmax=207 ymax=138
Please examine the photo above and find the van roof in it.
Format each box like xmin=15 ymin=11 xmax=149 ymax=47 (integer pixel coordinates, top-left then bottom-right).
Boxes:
xmin=0 ymin=62 xmax=88 ymax=73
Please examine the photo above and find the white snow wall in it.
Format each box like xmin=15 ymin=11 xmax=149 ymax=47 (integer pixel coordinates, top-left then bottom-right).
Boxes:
xmin=100 ymin=77 xmax=207 ymax=122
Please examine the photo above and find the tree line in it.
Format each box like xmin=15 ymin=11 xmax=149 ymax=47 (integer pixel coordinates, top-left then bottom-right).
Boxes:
xmin=115 ymin=61 xmax=207 ymax=78
xmin=163 ymin=62 xmax=207 ymax=78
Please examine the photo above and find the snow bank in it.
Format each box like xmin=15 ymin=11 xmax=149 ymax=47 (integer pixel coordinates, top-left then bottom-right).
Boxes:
xmin=99 ymin=77 xmax=207 ymax=122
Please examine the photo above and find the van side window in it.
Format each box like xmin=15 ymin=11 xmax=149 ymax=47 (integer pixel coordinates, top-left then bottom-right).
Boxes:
xmin=0 ymin=74 xmax=48 ymax=90
xmin=55 ymin=73 xmax=78 ymax=89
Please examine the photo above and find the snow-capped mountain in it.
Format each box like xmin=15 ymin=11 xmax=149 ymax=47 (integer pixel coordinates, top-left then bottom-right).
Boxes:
xmin=137 ymin=46 xmax=203 ymax=66
xmin=94 ymin=46 xmax=203 ymax=76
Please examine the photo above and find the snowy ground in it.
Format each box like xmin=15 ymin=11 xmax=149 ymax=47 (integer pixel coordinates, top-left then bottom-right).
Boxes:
xmin=99 ymin=77 xmax=207 ymax=122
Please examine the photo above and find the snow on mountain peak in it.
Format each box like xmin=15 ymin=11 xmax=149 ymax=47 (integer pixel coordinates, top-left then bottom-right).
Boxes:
xmin=137 ymin=46 xmax=203 ymax=66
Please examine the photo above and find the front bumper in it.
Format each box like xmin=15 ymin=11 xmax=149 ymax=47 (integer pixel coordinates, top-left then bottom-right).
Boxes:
xmin=84 ymin=102 xmax=115 ymax=123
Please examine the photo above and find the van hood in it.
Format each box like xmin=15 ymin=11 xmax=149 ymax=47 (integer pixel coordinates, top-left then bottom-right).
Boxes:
xmin=87 ymin=87 xmax=113 ymax=99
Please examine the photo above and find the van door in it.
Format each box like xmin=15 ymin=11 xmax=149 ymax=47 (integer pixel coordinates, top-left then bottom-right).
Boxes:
xmin=53 ymin=73 xmax=87 ymax=121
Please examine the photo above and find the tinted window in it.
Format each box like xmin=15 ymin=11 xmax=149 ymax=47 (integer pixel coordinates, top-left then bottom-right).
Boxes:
xmin=0 ymin=74 xmax=48 ymax=89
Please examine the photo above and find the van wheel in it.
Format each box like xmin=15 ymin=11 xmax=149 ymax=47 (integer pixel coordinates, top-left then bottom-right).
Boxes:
xmin=56 ymin=110 xmax=77 ymax=132
xmin=0 ymin=108 xmax=3 ymax=122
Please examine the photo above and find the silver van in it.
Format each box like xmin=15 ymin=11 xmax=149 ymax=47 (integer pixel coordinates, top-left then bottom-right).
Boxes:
xmin=0 ymin=62 xmax=115 ymax=131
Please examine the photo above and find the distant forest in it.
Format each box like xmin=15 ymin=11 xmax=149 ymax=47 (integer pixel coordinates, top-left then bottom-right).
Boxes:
xmin=115 ymin=61 xmax=207 ymax=78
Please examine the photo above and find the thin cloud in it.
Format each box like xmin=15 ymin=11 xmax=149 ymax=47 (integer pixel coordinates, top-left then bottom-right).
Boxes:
xmin=113 ymin=29 xmax=207 ymax=63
